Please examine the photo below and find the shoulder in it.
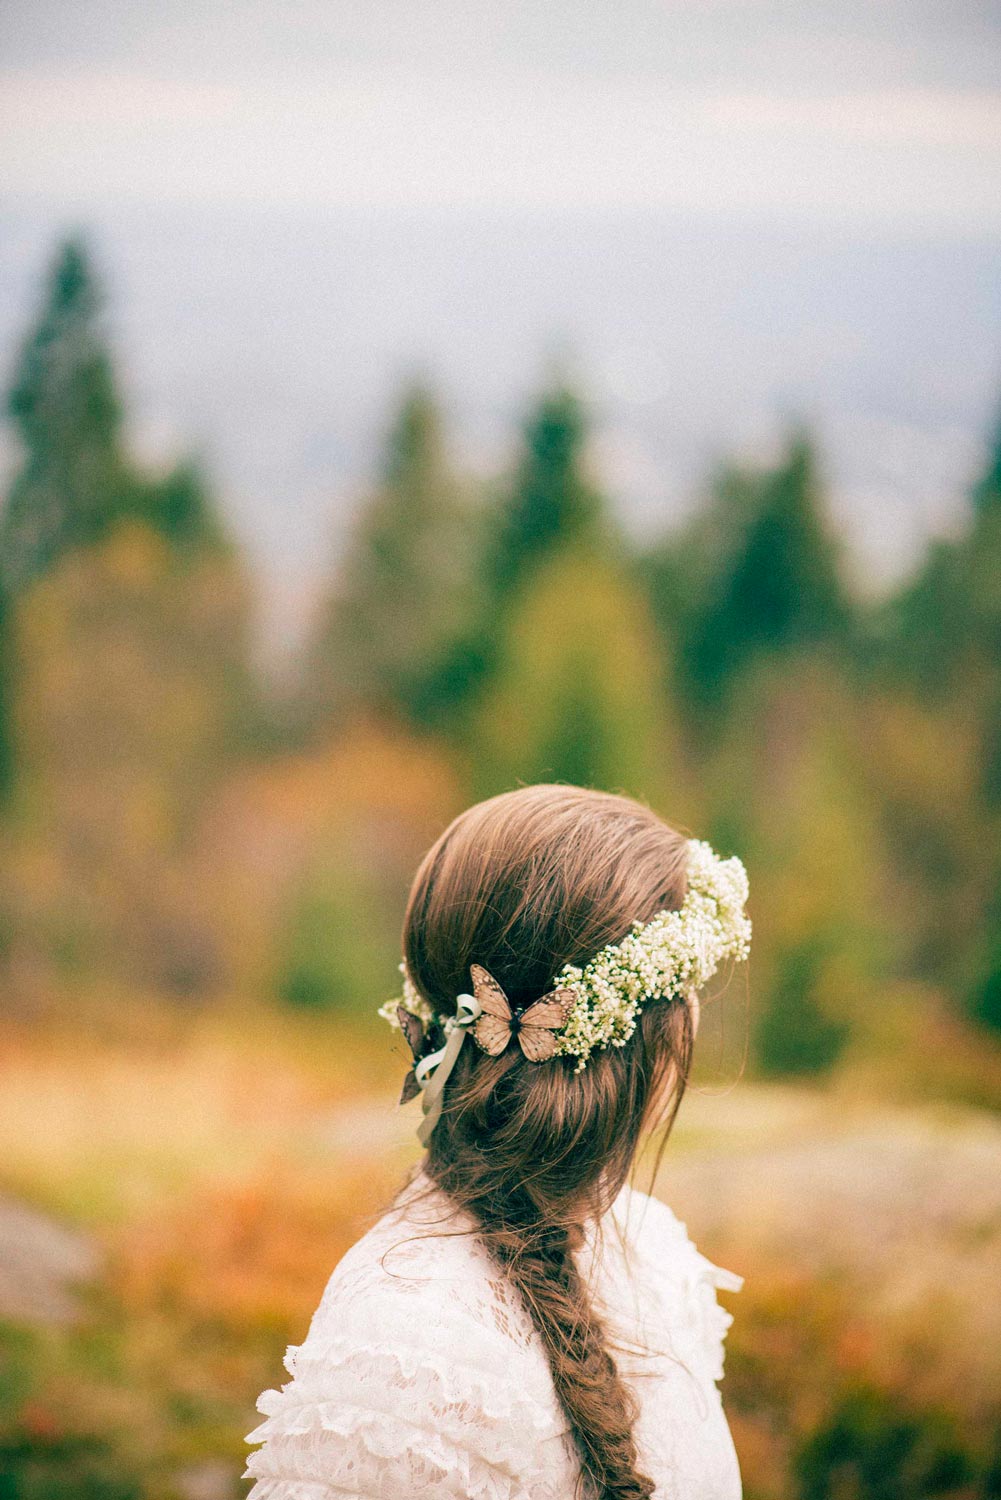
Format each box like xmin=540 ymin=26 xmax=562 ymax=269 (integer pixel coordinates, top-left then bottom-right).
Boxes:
xmin=245 ymin=1173 xmax=576 ymax=1500
xmin=611 ymin=1178 xmax=743 ymax=1294
xmin=603 ymin=1180 xmax=743 ymax=1385
xmin=309 ymin=1172 xmax=544 ymax=1358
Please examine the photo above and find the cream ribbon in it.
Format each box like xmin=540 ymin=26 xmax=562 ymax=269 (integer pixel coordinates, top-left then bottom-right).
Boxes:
xmin=415 ymin=991 xmax=481 ymax=1147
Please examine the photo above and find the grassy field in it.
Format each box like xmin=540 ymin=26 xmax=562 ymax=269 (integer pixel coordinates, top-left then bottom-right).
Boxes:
xmin=1 ymin=1007 xmax=999 ymax=1500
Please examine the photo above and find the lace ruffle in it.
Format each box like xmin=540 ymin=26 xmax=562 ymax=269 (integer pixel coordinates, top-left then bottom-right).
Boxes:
xmin=244 ymin=1396 xmax=553 ymax=1499
xmin=248 ymin=1339 xmax=566 ymax=1459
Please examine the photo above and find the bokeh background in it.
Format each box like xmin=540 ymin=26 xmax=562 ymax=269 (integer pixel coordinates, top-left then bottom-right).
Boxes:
xmin=2 ymin=5 xmax=1001 ymax=1498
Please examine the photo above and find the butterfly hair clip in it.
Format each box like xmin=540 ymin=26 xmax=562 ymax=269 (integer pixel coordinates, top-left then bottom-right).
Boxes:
xmin=468 ymin=964 xmax=574 ymax=1062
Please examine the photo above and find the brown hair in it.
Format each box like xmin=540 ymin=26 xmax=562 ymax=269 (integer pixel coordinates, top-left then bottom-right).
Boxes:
xmin=398 ymin=784 xmax=696 ymax=1500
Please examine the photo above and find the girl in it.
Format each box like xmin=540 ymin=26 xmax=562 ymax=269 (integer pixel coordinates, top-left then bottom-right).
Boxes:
xmin=245 ymin=784 xmax=751 ymax=1500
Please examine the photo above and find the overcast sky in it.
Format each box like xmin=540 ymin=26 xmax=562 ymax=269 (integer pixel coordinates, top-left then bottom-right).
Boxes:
xmin=3 ymin=0 xmax=1001 ymax=231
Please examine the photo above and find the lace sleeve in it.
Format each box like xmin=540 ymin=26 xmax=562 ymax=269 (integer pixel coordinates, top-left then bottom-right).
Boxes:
xmin=243 ymin=1238 xmax=578 ymax=1500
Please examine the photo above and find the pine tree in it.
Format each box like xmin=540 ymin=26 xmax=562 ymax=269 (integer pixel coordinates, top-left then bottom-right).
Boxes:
xmin=0 ymin=238 xmax=248 ymax=799
xmin=489 ymin=383 xmax=605 ymax=598
xmin=1 ymin=237 xmax=222 ymax=595
xmin=1 ymin=238 xmax=138 ymax=591
xmin=302 ymin=385 xmax=481 ymax=733
xmin=679 ymin=432 xmax=849 ymax=713
xmin=725 ymin=433 xmax=846 ymax=648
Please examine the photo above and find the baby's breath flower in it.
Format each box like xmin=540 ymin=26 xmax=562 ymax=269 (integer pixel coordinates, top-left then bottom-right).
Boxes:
xmin=377 ymin=962 xmax=434 ymax=1031
xmin=551 ymin=840 xmax=751 ymax=1070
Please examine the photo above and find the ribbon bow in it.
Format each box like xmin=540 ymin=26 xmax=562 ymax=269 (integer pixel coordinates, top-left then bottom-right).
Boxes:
xmin=411 ymin=991 xmax=482 ymax=1147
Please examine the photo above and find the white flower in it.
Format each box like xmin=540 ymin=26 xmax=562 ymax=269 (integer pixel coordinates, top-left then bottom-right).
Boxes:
xmin=551 ymin=840 xmax=751 ymax=1069
xmin=377 ymin=963 xmax=434 ymax=1031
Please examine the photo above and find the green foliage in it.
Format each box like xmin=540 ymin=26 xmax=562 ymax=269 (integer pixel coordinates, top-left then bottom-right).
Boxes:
xmin=488 ymin=383 xmax=605 ymax=598
xmin=302 ymin=385 xmax=482 ymax=733
xmin=0 ymin=239 xmax=133 ymax=594
xmin=274 ymin=861 xmax=396 ymax=1012
xmin=651 ymin=433 xmax=849 ymax=719
xmin=755 ymin=936 xmax=851 ymax=1077
xmin=0 ymin=1433 xmax=142 ymax=1500
xmin=968 ymin=945 xmax=1001 ymax=1034
xmin=795 ymin=1386 xmax=975 ymax=1500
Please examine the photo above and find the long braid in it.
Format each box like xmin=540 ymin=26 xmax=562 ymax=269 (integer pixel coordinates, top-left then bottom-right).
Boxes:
xmin=475 ymin=1189 xmax=654 ymax=1499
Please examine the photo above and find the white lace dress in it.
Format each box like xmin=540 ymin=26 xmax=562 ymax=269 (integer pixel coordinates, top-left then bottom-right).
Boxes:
xmin=244 ymin=1169 xmax=744 ymax=1499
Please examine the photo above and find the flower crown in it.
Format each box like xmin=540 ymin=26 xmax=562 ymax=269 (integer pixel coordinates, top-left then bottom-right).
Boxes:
xmin=379 ymin=838 xmax=750 ymax=1144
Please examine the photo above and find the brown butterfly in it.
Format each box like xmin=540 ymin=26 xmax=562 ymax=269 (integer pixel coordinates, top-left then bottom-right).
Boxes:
xmin=397 ymin=1005 xmax=425 ymax=1104
xmin=470 ymin=964 xmax=574 ymax=1063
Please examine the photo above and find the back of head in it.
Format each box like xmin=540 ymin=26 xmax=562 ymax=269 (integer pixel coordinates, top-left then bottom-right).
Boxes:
xmin=402 ymin=784 xmax=697 ymax=1500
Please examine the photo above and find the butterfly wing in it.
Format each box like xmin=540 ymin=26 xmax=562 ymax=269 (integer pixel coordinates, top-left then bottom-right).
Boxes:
xmin=397 ymin=1005 xmax=425 ymax=1061
xmin=470 ymin=964 xmax=513 ymax=1056
xmin=517 ymin=988 xmax=574 ymax=1063
xmin=395 ymin=1005 xmax=426 ymax=1104
xmin=399 ymin=1067 xmax=421 ymax=1105
xmin=470 ymin=964 xmax=512 ymax=1019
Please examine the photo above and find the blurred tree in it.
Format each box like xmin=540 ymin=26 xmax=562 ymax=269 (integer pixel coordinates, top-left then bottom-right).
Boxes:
xmin=0 ymin=238 xmax=135 ymax=593
xmin=301 ymin=385 xmax=482 ymax=734
xmin=755 ymin=934 xmax=850 ymax=1077
xmin=648 ymin=433 xmax=850 ymax=721
xmin=473 ymin=543 xmax=688 ymax=810
xmin=5 ymin=524 xmax=253 ymax=997
xmin=870 ymin=410 xmax=1001 ymax=1028
xmin=704 ymin=655 xmax=890 ymax=1076
xmin=0 ymin=237 xmax=245 ymax=801
xmin=488 ymin=383 xmax=605 ymax=599
xmin=1 ymin=238 xmax=222 ymax=588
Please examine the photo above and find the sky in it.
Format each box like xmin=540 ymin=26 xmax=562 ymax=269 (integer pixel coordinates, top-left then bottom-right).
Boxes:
xmin=3 ymin=1 xmax=1001 ymax=229
xmin=1 ymin=2 xmax=1000 ymax=642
